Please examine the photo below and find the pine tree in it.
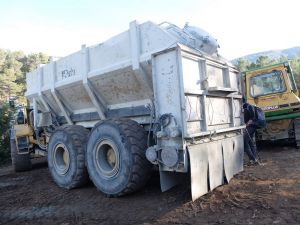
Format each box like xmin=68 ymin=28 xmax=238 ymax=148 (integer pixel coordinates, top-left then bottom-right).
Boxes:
xmin=236 ymin=58 xmax=251 ymax=72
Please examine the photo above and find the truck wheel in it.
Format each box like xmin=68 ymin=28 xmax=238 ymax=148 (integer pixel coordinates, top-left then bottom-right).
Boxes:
xmin=10 ymin=138 xmax=32 ymax=172
xmin=47 ymin=125 xmax=90 ymax=189
xmin=86 ymin=119 xmax=151 ymax=197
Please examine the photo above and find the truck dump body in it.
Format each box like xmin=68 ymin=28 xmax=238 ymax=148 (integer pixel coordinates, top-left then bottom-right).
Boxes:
xmin=26 ymin=21 xmax=244 ymax=200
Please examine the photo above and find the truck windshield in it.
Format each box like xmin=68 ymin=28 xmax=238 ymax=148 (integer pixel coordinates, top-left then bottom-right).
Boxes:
xmin=250 ymin=70 xmax=286 ymax=97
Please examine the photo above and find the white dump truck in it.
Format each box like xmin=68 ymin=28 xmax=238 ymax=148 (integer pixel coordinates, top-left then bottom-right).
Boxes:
xmin=12 ymin=21 xmax=244 ymax=200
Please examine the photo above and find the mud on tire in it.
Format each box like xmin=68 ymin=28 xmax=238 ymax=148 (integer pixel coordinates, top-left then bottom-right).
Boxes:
xmin=86 ymin=118 xmax=152 ymax=197
xmin=47 ymin=125 xmax=90 ymax=189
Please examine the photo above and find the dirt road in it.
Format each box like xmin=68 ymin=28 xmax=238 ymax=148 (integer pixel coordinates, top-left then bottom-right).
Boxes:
xmin=1 ymin=145 xmax=300 ymax=225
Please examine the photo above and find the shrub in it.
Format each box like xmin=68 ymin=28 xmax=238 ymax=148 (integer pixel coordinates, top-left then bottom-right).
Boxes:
xmin=0 ymin=103 xmax=12 ymax=165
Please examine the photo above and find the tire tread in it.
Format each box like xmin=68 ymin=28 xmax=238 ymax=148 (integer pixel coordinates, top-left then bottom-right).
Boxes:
xmin=90 ymin=118 xmax=151 ymax=196
xmin=48 ymin=125 xmax=89 ymax=189
xmin=10 ymin=139 xmax=32 ymax=172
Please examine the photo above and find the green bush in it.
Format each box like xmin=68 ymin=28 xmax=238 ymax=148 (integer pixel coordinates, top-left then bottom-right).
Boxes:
xmin=0 ymin=103 xmax=12 ymax=165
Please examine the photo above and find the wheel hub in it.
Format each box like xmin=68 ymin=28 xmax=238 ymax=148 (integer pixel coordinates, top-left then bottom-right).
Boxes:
xmin=53 ymin=143 xmax=70 ymax=175
xmin=107 ymin=148 xmax=116 ymax=167
xmin=95 ymin=139 xmax=120 ymax=179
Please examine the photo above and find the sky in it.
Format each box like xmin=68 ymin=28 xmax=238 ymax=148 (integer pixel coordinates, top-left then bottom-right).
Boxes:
xmin=0 ymin=0 xmax=299 ymax=60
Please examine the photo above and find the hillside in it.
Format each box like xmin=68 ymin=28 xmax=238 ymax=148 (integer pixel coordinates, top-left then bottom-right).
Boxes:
xmin=232 ymin=46 xmax=300 ymax=63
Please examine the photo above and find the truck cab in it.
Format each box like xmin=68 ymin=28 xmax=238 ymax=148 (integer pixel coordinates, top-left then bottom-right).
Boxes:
xmin=243 ymin=62 xmax=300 ymax=145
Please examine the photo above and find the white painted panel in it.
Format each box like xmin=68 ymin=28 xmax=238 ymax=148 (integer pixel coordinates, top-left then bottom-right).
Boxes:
xmin=233 ymin=99 xmax=242 ymax=126
xmin=44 ymin=92 xmax=61 ymax=114
xmin=182 ymin=57 xmax=200 ymax=90
xmin=89 ymin=31 xmax=131 ymax=72
xmin=229 ymin=71 xmax=239 ymax=90
xmin=89 ymin=68 xmax=152 ymax=105
xmin=185 ymin=95 xmax=201 ymax=121
xmin=26 ymin=71 xmax=39 ymax=95
xmin=24 ymin=20 xmax=243 ymax=138
xmin=140 ymin=21 xmax=175 ymax=54
xmin=42 ymin=64 xmax=53 ymax=90
xmin=153 ymin=50 xmax=182 ymax=125
xmin=207 ymin=65 xmax=224 ymax=88
xmin=56 ymin=83 xmax=94 ymax=111
xmin=205 ymin=97 xmax=231 ymax=125
xmin=56 ymin=51 xmax=84 ymax=82
xmin=187 ymin=121 xmax=201 ymax=134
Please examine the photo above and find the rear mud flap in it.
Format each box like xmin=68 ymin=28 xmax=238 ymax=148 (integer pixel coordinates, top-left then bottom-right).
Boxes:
xmin=159 ymin=170 xmax=180 ymax=192
xmin=188 ymin=134 xmax=243 ymax=201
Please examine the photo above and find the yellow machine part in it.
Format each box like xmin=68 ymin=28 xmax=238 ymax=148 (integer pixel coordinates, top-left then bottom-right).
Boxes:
xmin=14 ymin=124 xmax=33 ymax=136
xmin=245 ymin=64 xmax=300 ymax=111
xmin=244 ymin=63 xmax=300 ymax=142
xmin=259 ymin=119 xmax=292 ymax=140
xmin=14 ymin=124 xmax=37 ymax=145
xmin=267 ymin=119 xmax=291 ymax=134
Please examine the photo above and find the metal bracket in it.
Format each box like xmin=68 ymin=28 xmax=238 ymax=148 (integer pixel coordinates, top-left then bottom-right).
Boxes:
xmin=82 ymin=45 xmax=106 ymax=120
xmin=83 ymin=81 xmax=106 ymax=120
xmin=51 ymin=90 xmax=73 ymax=125
xmin=159 ymin=170 xmax=181 ymax=192
xmin=130 ymin=20 xmax=153 ymax=93
xmin=48 ymin=56 xmax=72 ymax=125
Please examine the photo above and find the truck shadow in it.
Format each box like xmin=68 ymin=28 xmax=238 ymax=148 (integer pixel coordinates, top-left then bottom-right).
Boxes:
xmin=31 ymin=157 xmax=48 ymax=170
xmin=257 ymin=140 xmax=297 ymax=152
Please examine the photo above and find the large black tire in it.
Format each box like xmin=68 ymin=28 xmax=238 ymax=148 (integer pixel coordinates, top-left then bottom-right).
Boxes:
xmin=86 ymin=119 xmax=152 ymax=197
xmin=10 ymin=138 xmax=32 ymax=172
xmin=47 ymin=125 xmax=90 ymax=189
